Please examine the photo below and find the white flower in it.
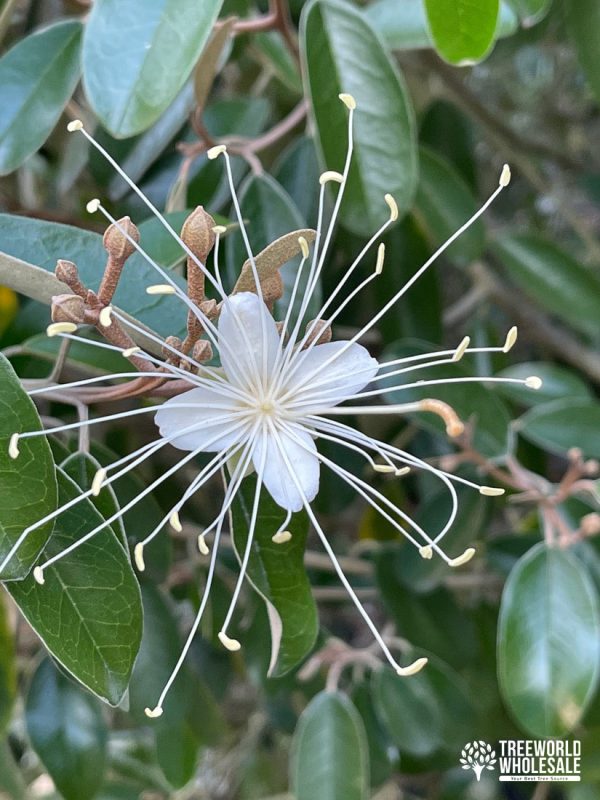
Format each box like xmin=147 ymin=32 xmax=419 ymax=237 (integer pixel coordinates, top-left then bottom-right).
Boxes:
xmin=2 ymin=95 xmax=540 ymax=718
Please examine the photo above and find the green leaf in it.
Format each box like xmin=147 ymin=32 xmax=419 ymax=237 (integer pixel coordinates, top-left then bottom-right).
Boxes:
xmin=301 ymin=0 xmax=418 ymax=235
xmin=0 ymin=594 xmax=16 ymax=734
xmin=83 ymin=0 xmax=224 ymax=137
xmin=274 ymin=136 xmax=321 ymax=228
xmin=0 ymin=353 xmax=57 ymax=581
xmin=509 ymin=0 xmax=552 ymax=26
xmin=566 ymin=0 xmax=600 ymax=105
xmin=0 ymin=215 xmax=186 ymax=338
xmin=424 ymin=0 xmax=499 ymax=65
xmin=516 ymin=398 xmax=600 ymax=458
xmin=8 ymin=469 xmax=143 ymax=706
xmin=413 ymin=147 xmax=485 ymax=267
xmin=497 ymin=362 xmax=592 ymax=408
xmin=291 ymin=691 xmax=369 ymax=800
xmin=498 ymin=542 xmax=600 ymax=737
xmin=254 ymin=32 xmax=303 ymax=94
xmin=351 ymin=682 xmax=396 ymax=787
xmin=492 ymin=233 xmax=600 ymax=340
xmin=0 ymin=20 xmax=82 ymax=175
xmin=230 ymin=475 xmax=318 ymax=677
xmin=26 ymin=658 xmax=107 ymax=800
xmin=0 ymin=738 xmax=26 ymax=800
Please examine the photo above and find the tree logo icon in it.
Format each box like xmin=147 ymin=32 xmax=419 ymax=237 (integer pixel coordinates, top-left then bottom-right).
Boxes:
xmin=460 ymin=741 xmax=497 ymax=781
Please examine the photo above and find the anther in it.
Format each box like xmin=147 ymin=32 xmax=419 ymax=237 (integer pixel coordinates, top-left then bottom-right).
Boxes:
xmin=213 ymin=225 xmax=227 ymax=235
xmin=146 ymin=284 xmax=176 ymax=295
xmin=419 ymin=399 xmax=464 ymax=437
xmin=91 ymin=468 xmax=106 ymax=497
xmin=67 ymin=119 xmax=84 ymax=132
xmin=86 ymin=199 xmax=101 ymax=214
xmin=395 ymin=467 xmax=410 ymax=477
xmin=207 ymin=144 xmax=227 ymax=160
xmin=298 ymin=236 xmax=309 ymax=259
xmin=198 ymin=535 xmax=210 ymax=555
xmin=134 ymin=543 xmax=145 ymax=572
xmin=122 ymin=346 xmax=141 ymax=358
xmin=47 ymin=322 xmax=77 ymax=337
xmin=384 ymin=193 xmax=398 ymax=222
xmin=375 ymin=243 xmax=385 ymax=275
xmin=218 ymin=631 xmax=241 ymax=651
xmin=525 ymin=376 xmax=542 ymax=390
xmin=396 ymin=657 xmax=428 ymax=677
xmin=338 ymin=92 xmax=357 ymax=110
xmin=500 ymin=164 xmax=511 ymax=187
xmin=479 ymin=486 xmax=505 ymax=497
xmin=503 ymin=326 xmax=518 ymax=352
xmin=144 ymin=707 xmax=163 ymax=719
xmin=319 ymin=170 xmax=344 ymax=185
xmin=169 ymin=511 xmax=182 ymax=532
xmin=448 ymin=547 xmax=476 ymax=568
xmin=8 ymin=433 xmax=19 ymax=459
xmin=99 ymin=306 xmax=113 ymax=327
xmin=419 ymin=545 xmax=433 ymax=559
xmin=272 ymin=530 xmax=292 ymax=544
xmin=452 ymin=336 xmax=470 ymax=362
xmin=373 ymin=464 xmax=395 ymax=473
xmin=33 ymin=566 xmax=45 ymax=585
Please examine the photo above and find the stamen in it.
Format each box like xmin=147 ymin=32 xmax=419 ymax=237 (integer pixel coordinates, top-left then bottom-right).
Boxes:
xmin=98 ymin=306 xmax=113 ymax=327
xmin=47 ymin=322 xmax=77 ymax=337
xmin=480 ymin=486 xmax=505 ymax=497
xmin=207 ymin=144 xmax=227 ymax=159
xmin=144 ymin=707 xmax=163 ymax=718
xmin=298 ymin=235 xmax=309 ymax=259
xmin=526 ymin=376 xmax=543 ymax=389
xmin=319 ymin=170 xmax=344 ymax=185
xmin=396 ymin=467 xmax=410 ymax=477
xmin=33 ymin=566 xmax=45 ymax=585
xmin=500 ymin=164 xmax=511 ymax=187
xmin=503 ymin=326 xmax=518 ymax=352
xmin=338 ymin=92 xmax=357 ymax=110
xmin=146 ymin=284 xmax=177 ymax=295
xmin=373 ymin=464 xmax=395 ymax=474
xmin=452 ymin=336 xmax=470 ymax=362
xmin=419 ymin=545 xmax=433 ymax=559
xmin=67 ymin=119 xmax=84 ymax=132
xmin=272 ymin=530 xmax=292 ymax=544
xmin=122 ymin=346 xmax=141 ymax=357
xmin=375 ymin=243 xmax=385 ymax=275
xmin=213 ymin=225 xmax=227 ymax=235
xmin=169 ymin=511 xmax=182 ymax=532
xmin=198 ymin=536 xmax=210 ymax=555
xmin=91 ymin=468 xmax=106 ymax=497
xmin=418 ymin=399 xmax=464 ymax=438
xmin=448 ymin=547 xmax=476 ymax=568
xmin=396 ymin=658 xmax=428 ymax=677
xmin=86 ymin=198 xmax=101 ymax=214
xmin=134 ymin=543 xmax=145 ymax=572
xmin=384 ymin=193 xmax=398 ymax=222
xmin=8 ymin=433 xmax=19 ymax=459
xmin=218 ymin=632 xmax=241 ymax=651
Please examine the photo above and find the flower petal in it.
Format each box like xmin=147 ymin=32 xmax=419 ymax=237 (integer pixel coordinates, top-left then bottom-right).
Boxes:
xmin=254 ymin=426 xmax=320 ymax=512
xmin=285 ymin=341 xmax=378 ymax=411
xmin=218 ymin=292 xmax=281 ymax=390
xmin=155 ymin=385 xmax=243 ymax=452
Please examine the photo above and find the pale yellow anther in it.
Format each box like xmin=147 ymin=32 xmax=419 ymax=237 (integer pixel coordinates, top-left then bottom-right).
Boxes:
xmin=452 ymin=336 xmax=470 ymax=362
xmin=67 ymin=119 xmax=84 ymax=132
xmin=500 ymin=164 xmax=511 ymax=187
xmin=419 ymin=545 xmax=433 ymax=560
xmin=47 ymin=322 xmax=77 ymax=337
xmin=272 ymin=530 xmax=292 ymax=544
xmin=91 ymin=468 xmax=106 ymax=497
xmin=448 ymin=547 xmax=476 ymax=568
xmin=86 ymin=198 xmax=101 ymax=214
xmin=207 ymin=144 xmax=227 ymax=160
xmin=144 ymin=707 xmax=163 ymax=719
xmin=8 ymin=433 xmax=19 ymax=460
xmin=384 ymin=193 xmax=398 ymax=222
xmin=526 ymin=376 xmax=543 ymax=390
xmin=146 ymin=284 xmax=176 ymax=295
xmin=169 ymin=511 xmax=182 ymax=533
xmin=375 ymin=243 xmax=385 ymax=275
xmin=338 ymin=92 xmax=357 ymax=110
xmin=198 ymin=535 xmax=210 ymax=555
xmin=99 ymin=306 xmax=113 ymax=327
xmin=134 ymin=543 xmax=145 ymax=572
xmin=503 ymin=326 xmax=518 ymax=352
xmin=33 ymin=567 xmax=45 ymax=585
xmin=122 ymin=346 xmax=142 ymax=358
xmin=319 ymin=170 xmax=344 ymax=185
xmin=396 ymin=657 xmax=428 ymax=677
xmin=298 ymin=236 xmax=309 ymax=259
xmin=218 ymin=631 xmax=241 ymax=651
xmin=395 ymin=466 xmax=411 ymax=477
xmin=212 ymin=225 xmax=227 ymax=235
xmin=479 ymin=486 xmax=505 ymax=497
xmin=373 ymin=464 xmax=395 ymax=474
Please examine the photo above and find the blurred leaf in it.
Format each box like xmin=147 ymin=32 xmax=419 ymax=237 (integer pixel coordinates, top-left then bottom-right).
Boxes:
xmin=351 ymin=682 xmax=396 ymax=787
xmin=0 ymin=353 xmax=57 ymax=581
xmin=291 ymin=691 xmax=369 ymax=800
xmin=0 ymin=594 xmax=16 ymax=734
xmin=0 ymin=20 xmax=82 ymax=175
xmin=497 ymin=362 xmax=591 ymax=408
xmin=565 ymin=0 xmax=600 ymax=105
xmin=516 ymin=398 xmax=600 ymax=458
xmin=424 ymin=0 xmax=499 ymax=65
xmin=21 ymin=332 xmax=129 ymax=375
xmin=194 ymin=19 xmax=236 ymax=111
xmin=301 ymin=0 xmax=418 ymax=235
xmin=0 ymin=286 xmax=17 ymax=337
xmin=8 ymin=470 xmax=143 ymax=706
xmin=26 ymin=659 xmax=107 ymax=800
xmin=420 ymin=100 xmax=477 ymax=188
xmin=0 ymin=738 xmax=25 ymax=800
xmin=230 ymin=475 xmax=318 ymax=677
xmin=274 ymin=136 xmax=321 ymax=228
xmin=492 ymin=233 xmax=600 ymax=340
xmin=83 ymin=0 xmax=224 ymax=137
xmin=413 ymin=147 xmax=485 ymax=267
xmin=365 ymin=0 xmax=517 ymax=52
xmin=155 ymin=721 xmax=199 ymax=789
xmin=498 ymin=542 xmax=600 ymax=737
xmin=254 ymin=32 xmax=303 ymax=94
xmin=509 ymin=0 xmax=553 ymax=26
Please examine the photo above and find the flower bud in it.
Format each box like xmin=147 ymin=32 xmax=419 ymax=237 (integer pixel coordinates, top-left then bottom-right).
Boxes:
xmin=192 ymin=339 xmax=213 ymax=363
xmin=50 ymin=294 xmax=86 ymax=324
xmin=55 ymin=259 xmax=87 ymax=297
xmin=103 ymin=216 xmax=140 ymax=263
xmin=181 ymin=207 xmax=216 ymax=264
xmin=303 ymin=318 xmax=332 ymax=348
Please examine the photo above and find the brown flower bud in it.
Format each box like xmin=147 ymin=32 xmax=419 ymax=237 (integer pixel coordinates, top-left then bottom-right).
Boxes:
xmin=192 ymin=339 xmax=213 ymax=363
xmin=51 ymin=294 xmax=86 ymax=324
xmin=181 ymin=206 xmax=216 ymax=264
xmin=163 ymin=335 xmax=183 ymax=362
xmin=199 ymin=298 xmax=219 ymax=319
xmin=103 ymin=216 xmax=140 ymax=263
xmin=55 ymin=259 xmax=87 ymax=297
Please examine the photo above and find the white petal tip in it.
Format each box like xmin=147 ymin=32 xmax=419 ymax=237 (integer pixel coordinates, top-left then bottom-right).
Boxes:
xmin=272 ymin=530 xmax=292 ymax=544
xmin=499 ymin=164 xmax=511 ymax=187
xmin=396 ymin=657 xmax=428 ymax=677
xmin=373 ymin=464 xmax=395 ymax=474
xmin=67 ymin=119 xmax=84 ymax=132
xmin=503 ymin=326 xmax=518 ymax=352
xmin=198 ymin=536 xmax=210 ymax=555
xmin=169 ymin=511 xmax=183 ymax=533
xmin=99 ymin=306 xmax=113 ymax=327
xmin=46 ymin=322 xmax=77 ymax=337
xmin=384 ymin=193 xmax=399 ymax=222
xmin=479 ymin=486 xmax=505 ymax=497
xmin=452 ymin=336 xmax=470 ymax=362
xmin=525 ymin=376 xmax=543 ymax=390
xmin=91 ymin=468 xmax=107 ymax=497
xmin=33 ymin=567 xmax=45 ymax=585
xmin=298 ymin=236 xmax=309 ymax=259
xmin=144 ymin=707 xmax=163 ymax=719
xmin=146 ymin=284 xmax=176 ymax=295
xmin=319 ymin=170 xmax=344 ymax=185
xmin=338 ymin=92 xmax=356 ymax=110
xmin=8 ymin=434 xmax=19 ymax=459
xmin=86 ymin=198 xmax=101 ymax=214
xmin=207 ymin=144 xmax=227 ymax=159
xmin=218 ymin=632 xmax=241 ymax=651
xmin=449 ymin=547 xmax=476 ymax=568
xmin=419 ymin=545 xmax=433 ymax=560
xmin=134 ymin=543 xmax=145 ymax=572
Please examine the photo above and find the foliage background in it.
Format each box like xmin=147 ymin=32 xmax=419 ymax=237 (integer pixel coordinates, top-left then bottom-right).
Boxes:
xmin=0 ymin=0 xmax=600 ymax=798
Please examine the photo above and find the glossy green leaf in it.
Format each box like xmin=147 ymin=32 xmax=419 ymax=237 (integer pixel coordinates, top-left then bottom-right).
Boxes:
xmin=351 ymin=682 xmax=396 ymax=787
xmin=492 ymin=233 xmax=600 ymax=339
xmin=301 ymin=0 xmax=418 ymax=235
xmin=230 ymin=475 xmax=318 ymax=677
xmin=497 ymin=362 xmax=591 ymax=408
xmin=0 ymin=594 xmax=16 ymax=734
xmin=516 ymin=398 xmax=600 ymax=458
xmin=291 ymin=691 xmax=369 ymax=800
xmin=21 ymin=332 xmax=129 ymax=376
xmin=424 ymin=0 xmax=499 ymax=65
xmin=498 ymin=542 xmax=600 ymax=737
xmin=254 ymin=32 xmax=303 ymax=94
xmin=413 ymin=147 xmax=485 ymax=267
xmin=0 ymin=215 xmax=186 ymax=338
xmin=26 ymin=659 xmax=107 ymax=800
xmin=274 ymin=136 xmax=321 ymax=229
xmin=8 ymin=470 xmax=143 ymax=706
xmin=0 ymin=20 xmax=82 ymax=175
xmin=0 ymin=353 xmax=57 ymax=581
xmin=83 ymin=0 xmax=224 ymax=137
xmin=566 ymin=0 xmax=600 ymax=105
